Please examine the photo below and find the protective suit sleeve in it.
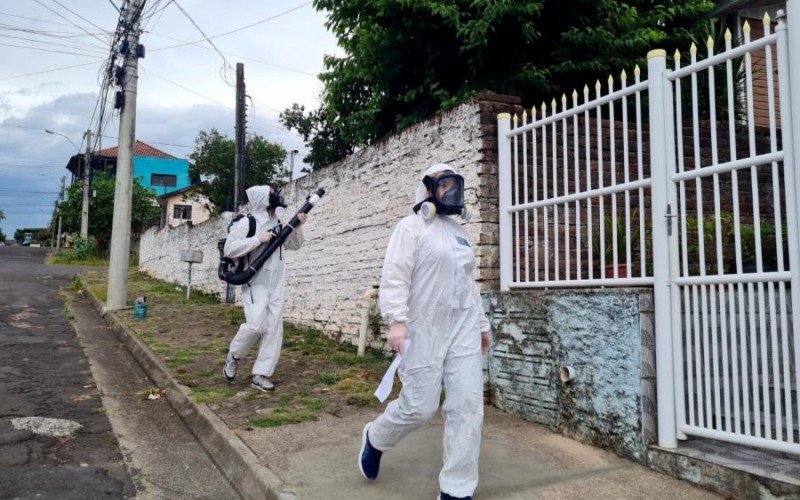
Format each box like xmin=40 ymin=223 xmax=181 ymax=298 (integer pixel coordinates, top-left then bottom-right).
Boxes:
xmin=223 ymin=217 xmax=262 ymax=259
xmin=284 ymin=224 xmax=304 ymax=251
xmin=379 ymin=217 xmax=419 ymax=325
xmin=474 ymin=281 xmax=491 ymax=334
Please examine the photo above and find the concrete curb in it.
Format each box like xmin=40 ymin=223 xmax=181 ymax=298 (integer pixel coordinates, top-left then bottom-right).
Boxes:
xmin=80 ymin=281 xmax=295 ymax=500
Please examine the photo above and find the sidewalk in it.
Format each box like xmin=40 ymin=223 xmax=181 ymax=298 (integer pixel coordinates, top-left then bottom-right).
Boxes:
xmin=80 ymin=270 xmax=718 ymax=499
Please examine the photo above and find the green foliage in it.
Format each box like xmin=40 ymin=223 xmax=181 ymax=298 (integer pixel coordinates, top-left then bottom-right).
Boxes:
xmin=283 ymin=0 xmax=714 ymax=169
xmin=0 ymin=208 xmax=5 ymax=242
xmin=279 ymin=104 xmax=354 ymax=171
xmin=73 ymin=235 xmax=97 ymax=261
xmin=188 ymin=129 xmax=288 ymax=213
xmin=57 ymin=174 xmax=160 ymax=252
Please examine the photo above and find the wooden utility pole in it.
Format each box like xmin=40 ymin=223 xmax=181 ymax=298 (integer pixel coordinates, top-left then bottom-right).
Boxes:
xmin=234 ymin=62 xmax=246 ymax=211
xmin=80 ymin=129 xmax=92 ymax=239
xmin=107 ymin=0 xmax=143 ymax=310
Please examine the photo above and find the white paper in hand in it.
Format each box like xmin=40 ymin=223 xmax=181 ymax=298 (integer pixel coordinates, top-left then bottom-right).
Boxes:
xmin=374 ymin=340 xmax=410 ymax=403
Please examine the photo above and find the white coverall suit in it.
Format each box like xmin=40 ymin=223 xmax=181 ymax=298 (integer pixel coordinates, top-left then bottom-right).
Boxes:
xmin=369 ymin=172 xmax=490 ymax=497
xmin=224 ymin=185 xmax=304 ymax=377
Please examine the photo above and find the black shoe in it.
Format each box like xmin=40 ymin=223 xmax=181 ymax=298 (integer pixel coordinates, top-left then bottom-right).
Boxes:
xmin=358 ymin=422 xmax=382 ymax=480
xmin=439 ymin=493 xmax=472 ymax=500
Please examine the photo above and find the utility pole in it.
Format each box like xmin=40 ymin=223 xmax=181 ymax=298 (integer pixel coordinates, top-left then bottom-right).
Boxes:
xmin=107 ymin=0 xmax=144 ymax=311
xmin=56 ymin=176 xmax=65 ymax=251
xmin=80 ymin=129 xmax=92 ymax=239
xmin=289 ymin=149 xmax=298 ymax=182
xmin=227 ymin=62 xmax=247 ymax=304
xmin=234 ymin=62 xmax=246 ymax=211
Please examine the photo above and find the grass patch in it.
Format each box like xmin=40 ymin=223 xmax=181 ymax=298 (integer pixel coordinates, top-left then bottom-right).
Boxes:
xmin=315 ymin=372 xmax=342 ymax=386
xmin=190 ymin=386 xmax=236 ymax=404
xmin=46 ymin=252 xmax=108 ymax=267
xmin=300 ymin=397 xmax=328 ymax=411
xmin=166 ymin=356 xmax=195 ymax=367
xmin=250 ymin=407 xmax=318 ymax=428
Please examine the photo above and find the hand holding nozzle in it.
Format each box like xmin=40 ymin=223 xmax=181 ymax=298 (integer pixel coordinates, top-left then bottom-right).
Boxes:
xmin=258 ymin=232 xmax=274 ymax=244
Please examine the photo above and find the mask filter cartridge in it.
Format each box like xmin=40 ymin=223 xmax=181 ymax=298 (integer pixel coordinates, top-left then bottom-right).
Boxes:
xmin=419 ymin=201 xmax=437 ymax=220
xmin=274 ymin=206 xmax=286 ymax=220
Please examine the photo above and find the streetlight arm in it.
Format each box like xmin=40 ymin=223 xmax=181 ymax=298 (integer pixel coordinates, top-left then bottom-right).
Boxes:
xmin=45 ymin=129 xmax=81 ymax=153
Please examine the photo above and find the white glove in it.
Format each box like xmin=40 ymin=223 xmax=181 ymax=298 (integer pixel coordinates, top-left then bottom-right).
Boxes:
xmin=387 ymin=321 xmax=408 ymax=355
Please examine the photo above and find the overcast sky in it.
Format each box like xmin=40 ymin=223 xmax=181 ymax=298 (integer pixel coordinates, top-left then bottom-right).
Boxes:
xmin=0 ymin=0 xmax=340 ymax=236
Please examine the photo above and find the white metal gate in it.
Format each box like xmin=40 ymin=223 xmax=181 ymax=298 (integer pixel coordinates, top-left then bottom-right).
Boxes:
xmin=654 ymin=12 xmax=800 ymax=454
xmin=497 ymin=3 xmax=800 ymax=453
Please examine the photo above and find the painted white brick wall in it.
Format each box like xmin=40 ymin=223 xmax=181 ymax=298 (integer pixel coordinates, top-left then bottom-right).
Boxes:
xmin=139 ymin=98 xmax=494 ymax=346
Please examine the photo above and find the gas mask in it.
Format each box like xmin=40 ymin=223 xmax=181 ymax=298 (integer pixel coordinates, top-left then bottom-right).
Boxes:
xmin=269 ymin=188 xmax=287 ymax=219
xmin=414 ymin=171 xmax=472 ymax=220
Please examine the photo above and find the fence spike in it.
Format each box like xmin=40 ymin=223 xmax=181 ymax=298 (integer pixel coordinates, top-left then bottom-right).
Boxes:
xmin=724 ymin=28 xmax=732 ymax=41
xmin=674 ymin=49 xmax=681 ymax=61
xmin=706 ymin=35 xmax=714 ymax=49
xmin=690 ymin=42 xmax=697 ymax=55
xmin=743 ymin=20 xmax=751 ymax=34
xmin=621 ymin=69 xmax=627 ymax=82
xmin=512 ymin=113 xmax=518 ymax=125
xmin=541 ymin=101 xmax=547 ymax=113
xmin=763 ymin=11 xmax=771 ymax=25
xmin=551 ymin=98 xmax=557 ymax=110
xmin=595 ymin=79 xmax=601 ymax=91
xmin=608 ymin=74 xmax=614 ymax=87
xmin=561 ymin=93 xmax=567 ymax=106
xmin=584 ymin=84 xmax=590 ymax=96
xmin=531 ymin=106 xmax=536 ymax=118
xmin=522 ymin=109 xmax=527 ymax=121
xmin=634 ymin=65 xmax=641 ymax=77
xmin=572 ymin=89 xmax=578 ymax=100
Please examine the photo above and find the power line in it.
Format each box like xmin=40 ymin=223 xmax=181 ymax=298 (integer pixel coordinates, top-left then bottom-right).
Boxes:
xmin=0 ymin=61 xmax=100 ymax=81
xmin=171 ymin=0 xmax=235 ymax=86
xmin=44 ymin=0 xmax=111 ymax=36
xmin=0 ymin=10 xmax=78 ymax=28
xmin=0 ymin=41 xmax=105 ymax=58
xmin=145 ymin=30 xmax=318 ymax=77
xmin=150 ymin=1 xmax=311 ymax=51
xmin=0 ymin=32 xmax=108 ymax=55
xmin=32 ymin=0 xmax=109 ymax=45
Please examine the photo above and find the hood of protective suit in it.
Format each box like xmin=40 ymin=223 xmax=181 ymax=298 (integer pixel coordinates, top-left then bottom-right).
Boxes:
xmin=246 ymin=185 xmax=272 ymax=213
xmin=414 ymin=163 xmax=455 ymax=204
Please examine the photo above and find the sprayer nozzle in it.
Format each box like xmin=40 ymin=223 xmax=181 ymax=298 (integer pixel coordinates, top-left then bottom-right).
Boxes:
xmin=317 ymin=188 xmax=326 ymax=196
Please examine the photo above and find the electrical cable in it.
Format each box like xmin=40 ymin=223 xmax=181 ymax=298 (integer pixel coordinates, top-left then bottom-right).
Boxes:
xmin=150 ymin=1 xmax=310 ymax=51
xmin=0 ymin=61 xmax=100 ymax=80
xmin=32 ymin=0 xmax=109 ymax=45
xmin=171 ymin=0 xmax=235 ymax=86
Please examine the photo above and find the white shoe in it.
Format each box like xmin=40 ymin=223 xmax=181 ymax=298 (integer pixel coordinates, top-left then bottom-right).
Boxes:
xmin=251 ymin=374 xmax=274 ymax=392
xmin=223 ymin=353 xmax=238 ymax=381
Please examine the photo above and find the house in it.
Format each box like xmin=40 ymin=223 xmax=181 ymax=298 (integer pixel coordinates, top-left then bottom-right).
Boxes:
xmin=157 ymin=184 xmax=213 ymax=228
xmin=66 ymin=140 xmax=191 ymax=196
xmin=714 ymin=0 xmax=786 ymax=127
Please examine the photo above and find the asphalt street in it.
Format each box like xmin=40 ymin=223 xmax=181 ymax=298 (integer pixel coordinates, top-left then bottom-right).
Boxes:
xmin=0 ymin=246 xmax=133 ymax=498
xmin=0 ymin=246 xmax=238 ymax=499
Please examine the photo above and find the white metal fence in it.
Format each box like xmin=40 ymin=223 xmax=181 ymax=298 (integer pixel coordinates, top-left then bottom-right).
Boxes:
xmin=498 ymin=4 xmax=800 ymax=455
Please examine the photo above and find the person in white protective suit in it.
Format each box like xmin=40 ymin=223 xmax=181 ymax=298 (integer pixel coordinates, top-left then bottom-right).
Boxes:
xmin=359 ymin=164 xmax=491 ymax=500
xmin=222 ymin=185 xmax=307 ymax=392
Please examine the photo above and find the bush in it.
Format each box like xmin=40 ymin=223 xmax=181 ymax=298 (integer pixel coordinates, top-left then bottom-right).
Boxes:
xmin=73 ymin=235 xmax=98 ymax=261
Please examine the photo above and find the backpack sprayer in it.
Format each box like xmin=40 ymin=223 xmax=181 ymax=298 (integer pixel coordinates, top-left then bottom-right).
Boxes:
xmin=217 ymin=187 xmax=325 ymax=286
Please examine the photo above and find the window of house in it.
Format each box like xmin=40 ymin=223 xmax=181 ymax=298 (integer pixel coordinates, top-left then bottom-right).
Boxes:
xmin=173 ymin=204 xmax=192 ymax=220
xmin=151 ymin=174 xmax=177 ymax=187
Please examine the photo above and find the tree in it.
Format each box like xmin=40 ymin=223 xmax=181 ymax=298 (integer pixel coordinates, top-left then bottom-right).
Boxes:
xmin=0 ymin=208 xmax=5 ymax=242
xmin=279 ymin=104 xmax=353 ymax=170
xmin=188 ymin=129 xmax=288 ymax=214
xmin=57 ymin=174 xmax=160 ymax=252
xmin=284 ymin=0 xmax=714 ymax=169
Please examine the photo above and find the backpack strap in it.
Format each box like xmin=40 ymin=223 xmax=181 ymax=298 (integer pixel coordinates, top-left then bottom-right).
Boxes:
xmin=246 ymin=214 xmax=256 ymax=238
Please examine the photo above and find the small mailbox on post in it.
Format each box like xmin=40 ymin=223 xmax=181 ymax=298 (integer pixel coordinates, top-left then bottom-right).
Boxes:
xmin=180 ymin=250 xmax=204 ymax=300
